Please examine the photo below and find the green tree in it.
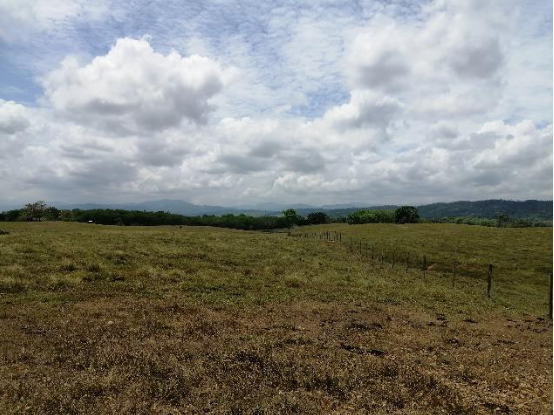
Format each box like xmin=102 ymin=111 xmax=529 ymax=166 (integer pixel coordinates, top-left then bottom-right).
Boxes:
xmin=24 ymin=200 xmax=48 ymax=221
xmin=282 ymin=208 xmax=302 ymax=227
xmin=495 ymin=213 xmax=510 ymax=227
xmin=58 ymin=210 xmax=75 ymax=221
xmin=307 ymin=211 xmax=329 ymax=225
xmin=394 ymin=206 xmax=420 ymax=224
xmin=347 ymin=209 xmax=395 ymax=224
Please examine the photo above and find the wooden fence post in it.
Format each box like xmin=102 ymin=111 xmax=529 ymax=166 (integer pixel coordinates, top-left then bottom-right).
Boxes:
xmin=359 ymin=240 xmax=362 ymax=254
xmin=487 ymin=264 xmax=493 ymax=298
xmin=423 ymin=255 xmax=427 ymax=278
xmin=405 ymin=252 xmax=409 ymax=273
xmin=548 ymin=273 xmax=553 ymax=320
xmin=391 ymin=250 xmax=395 ymax=269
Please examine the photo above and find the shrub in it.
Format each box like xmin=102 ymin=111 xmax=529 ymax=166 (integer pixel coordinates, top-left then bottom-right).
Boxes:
xmin=347 ymin=209 xmax=395 ymax=224
xmin=394 ymin=206 xmax=420 ymax=224
xmin=306 ymin=212 xmax=330 ymax=225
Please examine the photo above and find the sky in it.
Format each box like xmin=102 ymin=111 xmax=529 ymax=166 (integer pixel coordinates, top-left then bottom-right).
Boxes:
xmin=0 ymin=0 xmax=552 ymax=207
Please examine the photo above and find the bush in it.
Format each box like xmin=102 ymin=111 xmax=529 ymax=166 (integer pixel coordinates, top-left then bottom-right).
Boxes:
xmin=306 ymin=212 xmax=330 ymax=225
xmin=347 ymin=209 xmax=395 ymax=224
xmin=394 ymin=206 xmax=419 ymax=224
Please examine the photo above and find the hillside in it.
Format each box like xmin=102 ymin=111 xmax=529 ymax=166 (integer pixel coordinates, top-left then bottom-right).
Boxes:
xmin=2 ymin=199 xmax=552 ymax=221
xmin=298 ymin=200 xmax=552 ymax=220
xmin=417 ymin=199 xmax=552 ymax=220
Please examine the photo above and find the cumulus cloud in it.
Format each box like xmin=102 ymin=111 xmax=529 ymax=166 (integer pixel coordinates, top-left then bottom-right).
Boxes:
xmin=324 ymin=91 xmax=403 ymax=133
xmin=347 ymin=23 xmax=411 ymax=92
xmin=0 ymin=99 xmax=31 ymax=134
xmin=41 ymin=37 xmax=232 ymax=134
xmin=0 ymin=0 xmax=551 ymax=206
xmin=346 ymin=0 xmax=512 ymax=125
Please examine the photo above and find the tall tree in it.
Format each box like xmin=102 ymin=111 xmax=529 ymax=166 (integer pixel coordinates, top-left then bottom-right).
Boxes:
xmin=25 ymin=201 xmax=47 ymax=221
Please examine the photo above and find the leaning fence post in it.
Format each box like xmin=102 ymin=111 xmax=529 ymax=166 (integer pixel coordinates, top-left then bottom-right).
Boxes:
xmin=548 ymin=273 xmax=552 ymax=320
xmin=487 ymin=264 xmax=493 ymax=298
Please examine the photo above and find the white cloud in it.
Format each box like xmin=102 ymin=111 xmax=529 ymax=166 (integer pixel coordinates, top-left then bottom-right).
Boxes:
xmin=0 ymin=99 xmax=31 ymax=134
xmin=0 ymin=0 xmax=109 ymax=42
xmin=0 ymin=0 xmax=551 ymax=206
xmin=324 ymin=91 xmax=403 ymax=133
xmin=41 ymin=37 xmax=233 ymax=134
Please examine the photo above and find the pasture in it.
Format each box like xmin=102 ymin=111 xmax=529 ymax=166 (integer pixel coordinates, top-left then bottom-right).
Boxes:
xmin=0 ymin=222 xmax=552 ymax=414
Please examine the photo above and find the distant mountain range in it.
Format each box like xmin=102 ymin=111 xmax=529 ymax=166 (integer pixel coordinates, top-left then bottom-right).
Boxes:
xmin=1 ymin=199 xmax=552 ymax=220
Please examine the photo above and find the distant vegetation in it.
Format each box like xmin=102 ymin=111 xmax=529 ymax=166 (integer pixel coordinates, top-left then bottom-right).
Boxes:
xmin=425 ymin=215 xmax=549 ymax=228
xmin=346 ymin=209 xmax=396 ymax=224
xmin=417 ymin=199 xmax=552 ymax=220
xmin=12 ymin=198 xmax=550 ymax=221
xmin=297 ymin=199 xmax=553 ymax=221
xmin=1 ymin=201 xmax=550 ymax=228
xmin=0 ymin=204 xmax=331 ymax=230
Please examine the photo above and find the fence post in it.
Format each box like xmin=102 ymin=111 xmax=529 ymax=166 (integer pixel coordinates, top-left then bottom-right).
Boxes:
xmin=548 ymin=273 xmax=553 ymax=320
xmin=487 ymin=264 xmax=493 ymax=298
xmin=405 ymin=252 xmax=409 ymax=273
xmin=423 ymin=255 xmax=427 ymax=278
xmin=359 ymin=240 xmax=362 ymax=254
xmin=391 ymin=250 xmax=395 ymax=269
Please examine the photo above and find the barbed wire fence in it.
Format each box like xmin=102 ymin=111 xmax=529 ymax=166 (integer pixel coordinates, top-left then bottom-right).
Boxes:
xmin=288 ymin=229 xmax=553 ymax=319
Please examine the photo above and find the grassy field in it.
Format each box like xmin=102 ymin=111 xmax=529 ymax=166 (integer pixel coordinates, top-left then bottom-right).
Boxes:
xmin=0 ymin=222 xmax=552 ymax=414
xmin=294 ymin=223 xmax=553 ymax=316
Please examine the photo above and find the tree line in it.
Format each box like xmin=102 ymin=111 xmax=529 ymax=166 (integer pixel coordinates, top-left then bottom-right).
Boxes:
xmin=1 ymin=201 xmax=544 ymax=229
xmin=0 ymin=202 xmax=337 ymax=230
xmin=0 ymin=201 xmax=419 ymax=229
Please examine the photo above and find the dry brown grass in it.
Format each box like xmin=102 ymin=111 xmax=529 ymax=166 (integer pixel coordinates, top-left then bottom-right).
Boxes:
xmin=1 ymin=299 xmax=550 ymax=414
xmin=0 ymin=222 xmax=551 ymax=413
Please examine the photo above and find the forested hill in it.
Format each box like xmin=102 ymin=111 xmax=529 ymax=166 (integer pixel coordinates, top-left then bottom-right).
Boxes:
xmin=416 ymin=200 xmax=552 ymax=220
xmin=299 ymin=200 xmax=552 ymax=220
xmin=1 ymin=199 xmax=551 ymax=221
